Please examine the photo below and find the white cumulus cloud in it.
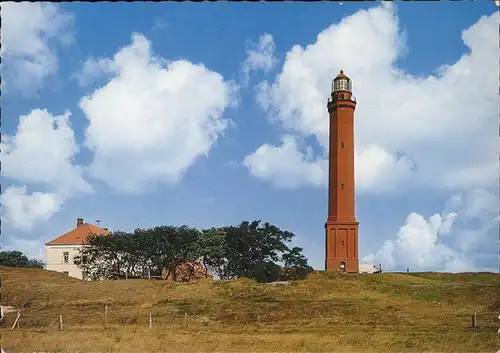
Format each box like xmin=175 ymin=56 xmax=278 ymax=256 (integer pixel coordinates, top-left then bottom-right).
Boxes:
xmin=245 ymin=4 xmax=499 ymax=194
xmin=242 ymin=33 xmax=278 ymax=83
xmin=365 ymin=188 xmax=499 ymax=272
xmin=2 ymin=109 xmax=90 ymax=194
xmin=367 ymin=212 xmax=464 ymax=272
xmin=244 ymin=135 xmax=326 ymax=188
xmin=1 ymin=2 xmax=74 ymax=95
xmin=79 ymin=33 xmax=238 ymax=193
xmin=1 ymin=187 xmax=63 ymax=232
xmin=2 ymin=109 xmax=91 ymax=230
xmin=73 ymin=56 xmax=114 ymax=87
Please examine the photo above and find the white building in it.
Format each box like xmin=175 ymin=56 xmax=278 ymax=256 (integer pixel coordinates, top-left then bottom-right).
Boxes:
xmin=45 ymin=218 xmax=110 ymax=280
xmin=359 ymin=263 xmax=380 ymax=274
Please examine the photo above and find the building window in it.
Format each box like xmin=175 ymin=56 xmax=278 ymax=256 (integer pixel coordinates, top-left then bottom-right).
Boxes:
xmin=63 ymin=252 xmax=69 ymax=264
xmin=62 ymin=271 xmax=69 ymax=276
xmin=341 ymin=143 xmax=344 ymax=148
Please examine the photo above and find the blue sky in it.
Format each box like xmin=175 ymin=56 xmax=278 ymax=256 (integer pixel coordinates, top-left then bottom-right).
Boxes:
xmin=2 ymin=2 xmax=499 ymax=272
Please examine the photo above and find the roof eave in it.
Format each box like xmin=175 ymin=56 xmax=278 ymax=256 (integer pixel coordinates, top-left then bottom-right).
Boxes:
xmin=46 ymin=243 xmax=88 ymax=246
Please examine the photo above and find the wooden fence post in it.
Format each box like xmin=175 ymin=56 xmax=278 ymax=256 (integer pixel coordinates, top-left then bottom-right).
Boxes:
xmin=104 ymin=305 xmax=108 ymax=328
xmin=11 ymin=311 xmax=21 ymax=330
xmin=184 ymin=313 xmax=187 ymax=327
xmin=59 ymin=314 xmax=63 ymax=331
xmin=149 ymin=311 xmax=152 ymax=328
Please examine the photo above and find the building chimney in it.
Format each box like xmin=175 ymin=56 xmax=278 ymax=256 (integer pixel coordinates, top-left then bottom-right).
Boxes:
xmin=77 ymin=218 xmax=84 ymax=227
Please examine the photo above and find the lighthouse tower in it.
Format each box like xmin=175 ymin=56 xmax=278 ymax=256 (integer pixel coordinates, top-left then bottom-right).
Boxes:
xmin=325 ymin=70 xmax=359 ymax=273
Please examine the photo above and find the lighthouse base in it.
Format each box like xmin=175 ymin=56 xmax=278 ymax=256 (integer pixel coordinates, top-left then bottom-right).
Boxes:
xmin=325 ymin=221 xmax=359 ymax=273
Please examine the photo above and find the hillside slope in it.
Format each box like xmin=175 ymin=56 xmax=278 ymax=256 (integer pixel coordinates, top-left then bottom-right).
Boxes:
xmin=1 ymin=267 xmax=499 ymax=352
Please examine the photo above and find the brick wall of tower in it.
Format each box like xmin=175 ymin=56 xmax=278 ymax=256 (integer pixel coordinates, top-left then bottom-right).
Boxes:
xmin=325 ymin=71 xmax=359 ymax=273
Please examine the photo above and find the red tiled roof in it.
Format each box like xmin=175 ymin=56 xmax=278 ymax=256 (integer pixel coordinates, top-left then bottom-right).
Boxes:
xmin=46 ymin=223 xmax=110 ymax=245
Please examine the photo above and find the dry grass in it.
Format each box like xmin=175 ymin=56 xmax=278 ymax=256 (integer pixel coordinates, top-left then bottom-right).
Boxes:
xmin=1 ymin=267 xmax=499 ymax=352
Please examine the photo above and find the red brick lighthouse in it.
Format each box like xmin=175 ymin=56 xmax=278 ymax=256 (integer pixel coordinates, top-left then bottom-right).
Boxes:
xmin=325 ymin=70 xmax=359 ymax=273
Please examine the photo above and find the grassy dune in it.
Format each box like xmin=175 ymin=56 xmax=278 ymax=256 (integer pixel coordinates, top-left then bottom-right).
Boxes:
xmin=1 ymin=267 xmax=499 ymax=352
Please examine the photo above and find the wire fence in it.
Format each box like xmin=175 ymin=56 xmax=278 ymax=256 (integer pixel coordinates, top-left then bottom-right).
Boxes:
xmin=0 ymin=305 xmax=277 ymax=332
xmin=2 ymin=304 xmax=499 ymax=334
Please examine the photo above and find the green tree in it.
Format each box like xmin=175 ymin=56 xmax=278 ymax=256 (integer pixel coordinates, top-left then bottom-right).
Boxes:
xmin=74 ymin=221 xmax=313 ymax=283
xmin=202 ymin=221 xmax=313 ymax=283
xmin=74 ymin=232 xmax=118 ymax=280
xmin=199 ymin=227 xmax=231 ymax=279
xmin=0 ymin=251 xmax=44 ymax=269
xmin=281 ymin=246 xmax=313 ymax=281
xmin=75 ymin=226 xmax=203 ymax=281
xmin=152 ymin=225 xmax=202 ymax=281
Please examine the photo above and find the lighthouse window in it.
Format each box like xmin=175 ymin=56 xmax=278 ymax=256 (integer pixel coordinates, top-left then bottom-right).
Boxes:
xmin=341 ymin=143 xmax=344 ymax=148
xmin=341 ymin=241 xmax=345 ymax=247
xmin=338 ymin=79 xmax=350 ymax=91
xmin=341 ymin=184 xmax=344 ymax=189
